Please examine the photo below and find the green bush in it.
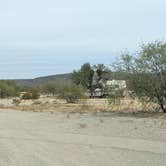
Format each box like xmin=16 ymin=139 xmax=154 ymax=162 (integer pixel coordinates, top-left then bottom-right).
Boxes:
xmin=31 ymin=89 xmax=40 ymax=99
xmin=41 ymin=83 xmax=60 ymax=96
xmin=57 ymin=84 xmax=85 ymax=103
xmin=21 ymin=92 xmax=33 ymax=100
xmin=21 ymin=88 xmax=40 ymax=100
xmin=0 ymin=81 xmax=19 ymax=98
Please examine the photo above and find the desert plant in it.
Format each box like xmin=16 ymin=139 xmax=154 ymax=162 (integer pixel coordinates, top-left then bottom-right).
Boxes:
xmin=31 ymin=88 xmax=40 ymax=99
xmin=107 ymin=90 xmax=123 ymax=105
xmin=12 ymin=98 xmax=21 ymax=106
xmin=21 ymin=88 xmax=40 ymax=100
xmin=0 ymin=81 xmax=19 ymax=98
xmin=72 ymin=63 xmax=110 ymax=98
xmin=33 ymin=100 xmax=42 ymax=105
xmin=116 ymin=41 xmax=166 ymax=113
xmin=72 ymin=63 xmax=95 ymax=97
xmin=41 ymin=82 xmax=60 ymax=96
xmin=57 ymin=84 xmax=85 ymax=103
xmin=21 ymin=92 xmax=33 ymax=100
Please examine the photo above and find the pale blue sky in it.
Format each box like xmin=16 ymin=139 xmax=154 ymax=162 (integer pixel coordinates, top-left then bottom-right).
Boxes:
xmin=0 ymin=0 xmax=166 ymax=78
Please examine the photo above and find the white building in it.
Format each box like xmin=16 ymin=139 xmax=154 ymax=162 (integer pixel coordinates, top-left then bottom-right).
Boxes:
xmin=106 ymin=80 xmax=127 ymax=90
xmin=92 ymin=80 xmax=127 ymax=97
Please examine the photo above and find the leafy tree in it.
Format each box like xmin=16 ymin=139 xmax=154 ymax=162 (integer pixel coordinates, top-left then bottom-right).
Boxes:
xmin=41 ymin=82 xmax=85 ymax=103
xmin=117 ymin=41 xmax=166 ymax=113
xmin=57 ymin=84 xmax=85 ymax=103
xmin=21 ymin=88 xmax=40 ymax=100
xmin=0 ymin=81 xmax=19 ymax=98
xmin=72 ymin=63 xmax=94 ymax=97
xmin=72 ymin=63 xmax=110 ymax=97
xmin=93 ymin=64 xmax=110 ymax=95
xmin=94 ymin=64 xmax=110 ymax=81
xmin=41 ymin=82 xmax=60 ymax=96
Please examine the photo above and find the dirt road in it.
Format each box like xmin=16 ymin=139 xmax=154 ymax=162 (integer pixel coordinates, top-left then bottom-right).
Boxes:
xmin=0 ymin=109 xmax=165 ymax=165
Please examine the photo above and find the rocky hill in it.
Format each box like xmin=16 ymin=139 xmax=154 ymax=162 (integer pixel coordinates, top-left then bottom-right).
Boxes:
xmin=13 ymin=73 xmax=72 ymax=86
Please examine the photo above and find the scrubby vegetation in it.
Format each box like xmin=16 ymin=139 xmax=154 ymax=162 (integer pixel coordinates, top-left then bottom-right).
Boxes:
xmin=0 ymin=81 xmax=19 ymax=98
xmin=41 ymin=82 xmax=61 ymax=96
xmin=12 ymin=98 xmax=21 ymax=106
xmin=1 ymin=40 xmax=166 ymax=113
xmin=72 ymin=63 xmax=110 ymax=97
xmin=56 ymin=84 xmax=85 ymax=103
xmin=41 ymin=83 xmax=85 ymax=103
xmin=114 ymin=41 xmax=166 ymax=113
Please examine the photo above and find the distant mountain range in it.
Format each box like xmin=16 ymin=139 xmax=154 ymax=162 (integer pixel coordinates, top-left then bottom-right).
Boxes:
xmin=11 ymin=71 xmax=127 ymax=87
xmin=13 ymin=73 xmax=72 ymax=87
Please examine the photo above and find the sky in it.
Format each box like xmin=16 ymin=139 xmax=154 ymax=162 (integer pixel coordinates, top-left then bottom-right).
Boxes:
xmin=0 ymin=0 xmax=166 ymax=79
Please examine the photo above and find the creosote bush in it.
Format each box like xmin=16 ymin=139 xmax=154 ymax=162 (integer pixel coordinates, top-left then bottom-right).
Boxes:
xmin=21 ymin=88 xmax=40 ymax=100
xmin=116 ymin=41 xmax=166 ymax=113
xmin=41 ymin=82 xmax=85 ymax=103
xmin=12 ymin=98 xmax=21 ymax=106
xmin=0 ymin=81 xmax=19 ymax=98
xmin=57 ymin=84 xmax=85 ymax=103
xmin=41 ymin=82 xmax=60 ymax=96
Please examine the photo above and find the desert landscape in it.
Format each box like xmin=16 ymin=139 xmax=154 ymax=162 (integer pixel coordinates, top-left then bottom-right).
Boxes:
xmin=2 ymin=0 xmax=166 ymax=165
xmin=0 ymin=72 xmax=164 ymax=165
xmin=0 ymin=96 xmax=160 ymax=113
xmin=0 ymin=96 xmax=165 ymax=165
xmin=0 ymin=108 xmax=165 ymax=165
xmin=0 ymin=44 xmax=165 ymax=165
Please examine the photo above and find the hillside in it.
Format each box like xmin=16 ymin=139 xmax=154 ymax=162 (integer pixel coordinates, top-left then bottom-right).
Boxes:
xmin=14 ymin=73 xmax=72 ymax=87
xmin=12 ymin=71 xmax=128 ymax=87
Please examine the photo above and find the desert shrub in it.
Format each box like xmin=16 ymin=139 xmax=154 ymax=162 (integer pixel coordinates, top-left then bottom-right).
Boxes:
xmin=41 ymin=83 xmax=85 ymax=103
xmin=21 ymin=92 xmax=33 ymax=100
xmin=0 ymin=81 xmax=19 ymax=98
xmin=116 ymin=41 xmax=166 ymax=113
xmin=108 ymin=89 xmax=124 ymax=105
xmin=41 ymin=83 xmax=60 ymax=96
xmin=31 ymin=89 xmax=40 ymax=99
xmin=57 ymin=84 xmax=85 ymax=103
xmin=12 ymin=98 xmax=21 ymax=106
xmin=72 ymin=63 xmax=110 ymax=98
xmin=32 ymin=100 xmax=42 ymax=105
xmin=21 ymin=88 xmax=40 ymax=100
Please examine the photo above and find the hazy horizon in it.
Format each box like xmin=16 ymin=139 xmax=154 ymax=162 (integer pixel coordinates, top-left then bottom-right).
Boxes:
xmin=1 ymin=0 xmax=166 ymax=79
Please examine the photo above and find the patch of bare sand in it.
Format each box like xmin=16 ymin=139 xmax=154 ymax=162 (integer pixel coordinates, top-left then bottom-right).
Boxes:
xmin=0 ymin=110 xmax=165 ymax=165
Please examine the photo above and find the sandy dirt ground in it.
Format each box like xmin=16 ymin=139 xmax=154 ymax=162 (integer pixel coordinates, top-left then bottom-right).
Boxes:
xmin=0 ymin=109 xmax=165 ymax=165
xmin=0 ymin=97 xmax=159 ymax=113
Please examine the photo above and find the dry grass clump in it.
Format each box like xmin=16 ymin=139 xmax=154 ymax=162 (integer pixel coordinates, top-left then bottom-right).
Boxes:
xmin=0 ymin=97 xmax=162 ymax=113
xmin=106 ymin=98 xmax=160 ymax=113
xmin=32 ymin=100 xmax=42 ymax=105
xmin=12 ymin=98 xmax=21 ymax=106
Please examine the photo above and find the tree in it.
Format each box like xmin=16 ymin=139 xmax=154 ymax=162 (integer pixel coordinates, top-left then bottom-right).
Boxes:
xmin=57 ymin=84 xmax=85 ymax=103
xmin=21 ymin=88 xmax=40 ymax=100
xmin=72 ymin=63 xmax=94 ymax=97
xmin=94 ymin=64 xmax=110 ymax=81
xmin=41 ymin=82 xmax=60 ymax=96
xmin=93 ymin=64 xmax=110 ymax=92
xmin=117 ymin=41 xmax=166 ymax=113
xmin=72 ymin=63 xmax=110 ymax=98
xmin=0 ymin=81 xmax=19 ymax=98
